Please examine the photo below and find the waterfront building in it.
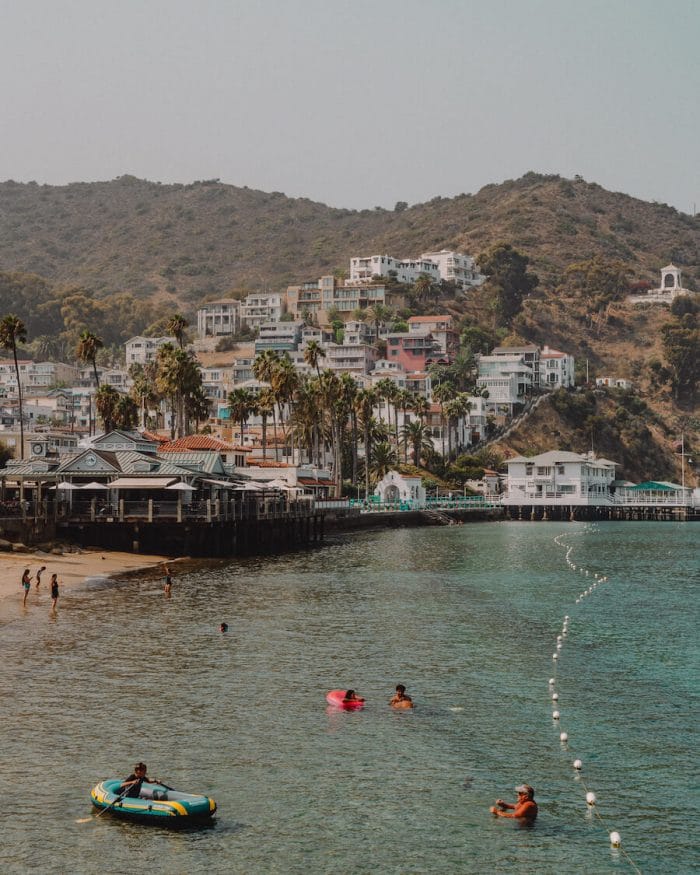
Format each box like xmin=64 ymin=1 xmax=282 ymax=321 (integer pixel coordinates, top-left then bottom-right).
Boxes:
xmin=502 ymin=451 xmax=617 ymax=506
xmin=159 ymin=434 xmax=249 ymax=468
xmin=240 ymin=293 xmax=285 ymax=330
xmin=614 ymin=480 xmax=692 ymax=506
xmin=125 ymin=336 xmax=176 ymax=365
xmin=196 ymin=299 xmax=240 ymax=339
xmin=374 ymin=470 xmax=426 ymax=507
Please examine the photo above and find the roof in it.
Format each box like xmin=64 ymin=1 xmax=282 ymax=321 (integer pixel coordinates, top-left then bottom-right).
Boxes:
xmin=626 ymin=481 xmax=684 ymax=491
xmin=109 ymin=477 xmax=179 ymax=488
xmin=407 ymin=315 xmax=452 ymax=324
xmin=160 ymin=435 xmax=239 ymax=452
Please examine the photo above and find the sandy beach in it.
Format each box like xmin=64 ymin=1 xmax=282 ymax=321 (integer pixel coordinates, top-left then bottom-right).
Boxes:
xmin=1 ymin=548 xmax=171 ymax=612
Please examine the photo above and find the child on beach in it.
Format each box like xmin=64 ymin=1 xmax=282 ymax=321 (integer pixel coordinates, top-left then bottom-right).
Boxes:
xmin=21 ymin=569 xmax=32 ymax=606
xmin=35 ymin=565 xmax=47 ymax=589
xmin=50 ymin=574 xmax=59 ymax=612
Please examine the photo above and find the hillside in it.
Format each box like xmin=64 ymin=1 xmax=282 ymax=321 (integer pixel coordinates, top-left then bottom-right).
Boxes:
xmin=0 ymin=172 xmax=697 ymax=484
xmin=1 ymin=173 xmax=698 ymax=305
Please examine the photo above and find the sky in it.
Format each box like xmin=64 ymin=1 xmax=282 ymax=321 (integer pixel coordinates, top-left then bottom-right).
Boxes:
xmin=1 ymin=0 xmax=698 ymax=213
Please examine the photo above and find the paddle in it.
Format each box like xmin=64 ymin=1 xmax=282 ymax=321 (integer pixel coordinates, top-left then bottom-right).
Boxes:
xmin=76 ymin=783 xmax=134 ymax=823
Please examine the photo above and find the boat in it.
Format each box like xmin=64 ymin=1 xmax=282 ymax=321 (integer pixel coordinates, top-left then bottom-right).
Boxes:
xmin=90 ymin=779 xmax=216 ymax=826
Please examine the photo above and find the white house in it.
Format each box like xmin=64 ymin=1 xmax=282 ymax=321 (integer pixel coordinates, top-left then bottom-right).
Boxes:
xmin=240 ymin=293 xmax=285 ymax=330
xmin=540 ymin=346 xmax=575 ymax=389
xmin=349 ymin=254 xmax=440 ymax=286
xmin=476 ymin=354 xmax=534 ymax=410
xmin=125 ymin=336 xmax=176 ymax=365
xmin=197 ymin=299 xmax=240 ymax=339
xmin=502 ymin=451 xmax=617 ymax=506
xmin=596 ymin=376 xmax=633 ymax=391
xmin=420 ymin=250 xmax=484 ymax=288
xmin=374 ymin=470 xmax=426 ymax=507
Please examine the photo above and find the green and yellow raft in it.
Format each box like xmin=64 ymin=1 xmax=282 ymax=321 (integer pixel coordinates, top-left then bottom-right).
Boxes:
xmin=91 ymin=779 xmax=216 ymax=826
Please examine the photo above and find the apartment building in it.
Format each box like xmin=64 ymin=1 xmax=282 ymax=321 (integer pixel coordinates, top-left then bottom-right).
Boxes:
xmin=407 ymin=316 xmax=458 ymax=356
xmin=254 ymin=321 xmax=303 ymax=353
xmin=540 ymin=346 xmax=575 ymax=389
xmin=385 ymin=331 xmax=442 ymax=371
xmin=420 ymin=250 xmax=484 ymax=288
xmin=240 ymin=293 xmax=285 ymax=330
xmin=476 ymin=354 xmax=534 ymax=409
xmin=197 ymin=299 xmax=240 ymax=339
xmin=125 ymin=336 xmax=176 ymax=365
xmin=286 ymin=275 xmax=389 ymax=322
xmin=349 ymin=255 xmax=440 ymax=285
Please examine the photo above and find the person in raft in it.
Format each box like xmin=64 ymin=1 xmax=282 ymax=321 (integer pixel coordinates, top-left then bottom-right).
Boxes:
xmin=389 ymin=684 xmax=414 ymax=709
xmin=119 ymin=762 xmax=155 ymax=798
xmin=21 ymin=569 xmax=32 ymax=606
xmin=490 ymin=784 xmax=538 ymax=821
xmin=342 ymin=690 xmax=365 ymax=704
xmin=35 ymin=565 xmax=47 ymax=589
xmin=219 ymin=622 xmax=228 ymax=633
xmin=50 ymin=574 xmax=59 ymax=612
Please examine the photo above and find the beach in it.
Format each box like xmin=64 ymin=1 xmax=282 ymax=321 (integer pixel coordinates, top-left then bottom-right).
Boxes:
xmin=0 ymin=547 xmax=170 ymax=613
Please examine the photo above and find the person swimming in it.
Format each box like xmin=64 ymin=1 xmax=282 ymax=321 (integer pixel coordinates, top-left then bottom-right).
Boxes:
xmin=389 ymin=684 xmax=414 ymax=709
xmin=342 ymin=689 xmax=365 ymax=704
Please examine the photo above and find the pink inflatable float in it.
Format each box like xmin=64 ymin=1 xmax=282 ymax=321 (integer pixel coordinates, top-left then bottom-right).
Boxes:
xmin=326 ymin=689 xmax=365 ymax=709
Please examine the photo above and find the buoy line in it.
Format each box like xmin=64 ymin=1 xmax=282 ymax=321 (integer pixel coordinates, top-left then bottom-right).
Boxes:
xmin=550 ymin=527 xmax=642 ymax=874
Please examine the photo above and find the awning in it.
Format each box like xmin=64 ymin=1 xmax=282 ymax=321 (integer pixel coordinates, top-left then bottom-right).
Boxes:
xmin=108 ymin=477 xmax=178 ymax=489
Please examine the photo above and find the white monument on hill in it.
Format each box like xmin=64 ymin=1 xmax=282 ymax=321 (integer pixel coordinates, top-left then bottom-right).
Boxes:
xmin=628 ymin=263 xmax=694 ymax=304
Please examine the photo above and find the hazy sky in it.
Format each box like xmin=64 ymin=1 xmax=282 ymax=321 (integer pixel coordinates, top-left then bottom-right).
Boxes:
xmin=2 ymin=0 xmax=698 ymax=213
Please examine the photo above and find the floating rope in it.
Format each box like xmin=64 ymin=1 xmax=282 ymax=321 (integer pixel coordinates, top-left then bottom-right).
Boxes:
xmin=551 ymin=528 xmax=642 ymax=874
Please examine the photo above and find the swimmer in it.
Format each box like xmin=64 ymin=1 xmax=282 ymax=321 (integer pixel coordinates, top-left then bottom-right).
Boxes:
xmin=35 ymin=565 xmax=47 ymax=589
xmin=219 ymin=622 xmax=228 ymax=633
xmin=389 ymin=684 xmax=414 ymax=709
xmin=163 ymin=566 xmax=173 ymax=596
xmin=342 ymin=689 xmax=365 ymax=704
xmin=490 ymin=784 xmax=538 ymax=821
xmin=50 ymin=573 xmax=60 ymax=612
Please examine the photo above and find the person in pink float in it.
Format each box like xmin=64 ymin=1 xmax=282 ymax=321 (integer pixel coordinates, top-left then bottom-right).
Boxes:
xmin=342 ymin=689 xmax=364 ymax=705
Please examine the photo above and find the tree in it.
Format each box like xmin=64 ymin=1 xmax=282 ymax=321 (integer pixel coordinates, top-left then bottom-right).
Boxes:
xmin=228 ymin=387 xmax=255 ymax=445
xmin=166 ymin=313 xmax=188 ymax=349
xmin=564 ymin=257 xmax=632 ymax=311
xmin=394 ymin=201 xmax=408 ymax=212
xmin=432 ymin=381 xmax=456 ymax=458
xmin=129 ymin=363 xmax=159 ymax=430
xmin=0 ymin=315 xmax=28 ymax=458
xmin=479 ymin=243 xmax=539 ymax=327
xmin=184 ymin=386 xmax=211 ymax=432
xmin=76 ymin=330 xmax=104 ymax=390
xmin=253 ymin=350 xmax=282 ymax=460
xmin=662 ymin=314 xmax=699 ymax=402
xmin=95 ymin=385 xmax=120 ymax=433
xmin=303 ymin=340 xmax=326 ymax=376
xmin=370 ymin=440 xmax=397 ymax=484
xmin=401 ymin=420 xmax=433 ymax=467
xmin=255 ymin=386 xmax=275 ymax=460
xmin=355 ymin=388 xmax=378 ymax=499
xmin=115 ymin=393 xmax=139 ymax=431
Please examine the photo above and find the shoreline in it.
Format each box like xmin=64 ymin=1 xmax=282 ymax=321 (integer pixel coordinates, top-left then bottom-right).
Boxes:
xmin=0 ymin=548 xmax=172 ymax=620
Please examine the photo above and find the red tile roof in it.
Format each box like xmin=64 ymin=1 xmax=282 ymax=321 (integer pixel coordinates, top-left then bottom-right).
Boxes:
xmin=160 ymin=435 xmax=251 ymax=452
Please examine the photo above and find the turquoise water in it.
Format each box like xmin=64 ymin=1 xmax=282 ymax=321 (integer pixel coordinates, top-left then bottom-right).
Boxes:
xmin=0 ymin=521 xmax=697 ymax=874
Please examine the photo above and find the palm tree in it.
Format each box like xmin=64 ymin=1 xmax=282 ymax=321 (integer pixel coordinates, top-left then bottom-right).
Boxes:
xmin=303 ymin=340 xmax=326 ymax=376
xmin=395 ymin=388 xmax=414 ymax=462
xmin=370 ymin=440 xmax=397 ymax=484
xmin=401 ymin=419 xmax=433 ymax=467
xmin=338 ymin=372 xmax=359 ymax=485
xmin=270 ymin=356 xmax=299 ymax=460
xmin=364 ymin=303 xmax=393 ymax=343
xmin=253 ymin=350 xmax=282 ymax=460
xmin=166 ymin=314 xmax=188 ymax=349
xmin=432 ymin=381 xmax=456 ymax=458
xmin=95 ymin=384 xmax=120 ymax=433
xmin=115 ymin=393 xmax=139 ymax=431
xmin=184 ymin=386 xmax=211 ymax=432
xmin=0 ymin=315 xmax=28 ymax=458
xmin=355 ymin=387 xmax=377 ymax=499
xmin=228 ymin=387 xmax=255 ymax=445
xmin=317 ymin=369 xmax=343 ymax=496
xmin=129 ymin=363 xmax=159 ymax=430
xmin=255 ymin=386 xmax=275 ymax=460
xmin=76 ymin=330 xmax=104 ymax=389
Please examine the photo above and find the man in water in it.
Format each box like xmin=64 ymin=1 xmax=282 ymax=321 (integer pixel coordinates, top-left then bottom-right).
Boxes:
xmin=490 ymin=784 xmax=538 ymax=821
xmin=119 ymin=762 xmax=154 ymax=798
xmin=389 ymin=684 xmax=414 ymax=709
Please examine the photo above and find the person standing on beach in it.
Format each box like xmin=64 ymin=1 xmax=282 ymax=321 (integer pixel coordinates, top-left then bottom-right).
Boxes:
xmin=50 ymin=573 xmax=59 ymax=612
xmin=21 ymin=569 xmax=32 ymax=606
xmin=35 ymin=565 xmax=47 ymax=589
xmin=164 ymin=566 xmax=173 ymax=596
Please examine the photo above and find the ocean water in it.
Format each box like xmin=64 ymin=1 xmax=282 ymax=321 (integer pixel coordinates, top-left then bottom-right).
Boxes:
xmin=0 ymin=521 xmax=697 ymax=874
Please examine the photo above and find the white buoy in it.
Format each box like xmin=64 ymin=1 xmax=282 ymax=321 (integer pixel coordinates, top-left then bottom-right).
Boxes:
xmin=585 ymin=570 xmax=589 ymax=576
xmin=557 ymin=635 xmax=562 ymax=642
xmin=549 ymin=678 xmax=556 ymax=686
xmin=586 ymin=792 xmax=596 ymax=805
xmin=552 ymin=692 xmax=559 ymax=701
xmin=564 ymin=615 xmax=569 ymax=621
xmin=552 ymin=653 xmax=558 ymax=660
xmin=560 ymin=731 xmax=568 ymax=742
xmin=573 ymin=759 xmax=582 ymax=770
xmin=552 ymin=710 xmax=560 ymax=719
xmin=575 ymin=599 xmax=580 ymax=604
xmin=594 ymin=573 xmax=599 ymax=578
xmin=610 ymin=831 xmax=621 ymax=847
xmin=556 ymin=644 xmax=563 ymax=651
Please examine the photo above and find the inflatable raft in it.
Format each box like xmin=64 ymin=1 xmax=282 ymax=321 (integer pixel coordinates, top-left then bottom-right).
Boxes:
xmin=326 ymin=689 xmax=365 ymax=709
xmin=90 ymin=779 xmax=216 ymax=826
